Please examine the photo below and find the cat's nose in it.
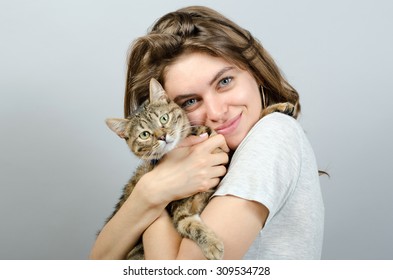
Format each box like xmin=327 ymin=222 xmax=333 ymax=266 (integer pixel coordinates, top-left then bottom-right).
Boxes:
xmin=155 ymin=132 xmax=166 ymax=141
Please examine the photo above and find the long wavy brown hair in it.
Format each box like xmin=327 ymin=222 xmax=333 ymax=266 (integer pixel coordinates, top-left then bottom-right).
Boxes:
xmin=124 ymin=6 xmax=300 ymax=118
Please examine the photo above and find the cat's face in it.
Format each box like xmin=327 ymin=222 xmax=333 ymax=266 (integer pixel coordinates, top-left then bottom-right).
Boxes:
xmin=106 ymin=79 xmax=190 ymax=160
xmin=127 ymin=98 xmax=189 ymax=160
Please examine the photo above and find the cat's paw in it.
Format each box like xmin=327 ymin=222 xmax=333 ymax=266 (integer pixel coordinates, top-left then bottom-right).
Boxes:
xmin=275 ymin=102 xmax=295 ymax=116
xmin=202 ymin=239 xmax=224 ymax=260
xmin=127 ymin=243 xmax=145 ymax=260
xmin=261 ymin=102 xmax=297 ymax=118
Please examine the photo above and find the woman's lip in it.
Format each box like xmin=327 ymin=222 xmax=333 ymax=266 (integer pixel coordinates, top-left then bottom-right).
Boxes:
xmin=215 ymin=114 xmax=242 ymax=135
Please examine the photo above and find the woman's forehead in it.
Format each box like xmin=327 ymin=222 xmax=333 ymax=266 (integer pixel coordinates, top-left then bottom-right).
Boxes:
xmin=163 ymin=52 xmax=237 ymax=96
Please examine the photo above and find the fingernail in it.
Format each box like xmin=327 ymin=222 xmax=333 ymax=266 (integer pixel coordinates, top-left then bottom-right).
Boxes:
xmin=199 ymin=133 xmax=208 ymax=138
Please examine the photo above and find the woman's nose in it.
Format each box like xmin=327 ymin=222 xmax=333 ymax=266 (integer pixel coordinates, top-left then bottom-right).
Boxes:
xmin=204 ymin=95 xmax=227 ymax=123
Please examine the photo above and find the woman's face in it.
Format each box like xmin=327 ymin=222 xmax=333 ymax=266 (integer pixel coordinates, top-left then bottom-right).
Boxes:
xmin=164 ymin=52 xmax=262 ymax=150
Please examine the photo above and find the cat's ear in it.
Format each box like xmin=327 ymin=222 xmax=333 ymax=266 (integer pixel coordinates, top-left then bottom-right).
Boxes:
xmin=105 ymin=118 xmax=129 ymax=139
xmin=149 ymin=78 xmax=167 ymax=102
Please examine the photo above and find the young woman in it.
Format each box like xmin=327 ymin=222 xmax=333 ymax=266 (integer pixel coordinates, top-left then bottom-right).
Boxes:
xmin=90 ymin=6 xmax=324 ymax=260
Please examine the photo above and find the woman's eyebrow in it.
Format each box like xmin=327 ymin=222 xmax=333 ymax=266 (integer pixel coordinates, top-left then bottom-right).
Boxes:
xmin=209 ymin=66 xmax=235 ymax=86
xmin=173 ymin=93 xmax=197 ymax=104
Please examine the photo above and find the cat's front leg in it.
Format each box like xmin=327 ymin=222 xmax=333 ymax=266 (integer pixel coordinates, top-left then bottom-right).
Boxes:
xmin=176 ymin=214 xmax=224 ymax=260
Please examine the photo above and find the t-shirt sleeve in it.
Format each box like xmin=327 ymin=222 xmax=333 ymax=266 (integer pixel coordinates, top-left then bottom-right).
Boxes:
xmin=213 ymin=113 xmax=303 ymax=224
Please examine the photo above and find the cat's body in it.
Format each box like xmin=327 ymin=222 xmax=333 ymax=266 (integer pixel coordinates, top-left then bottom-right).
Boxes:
xmin=104 ymin=78 xmax=295 ymax=260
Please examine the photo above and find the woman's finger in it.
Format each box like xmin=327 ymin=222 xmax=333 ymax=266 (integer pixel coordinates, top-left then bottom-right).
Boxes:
xmin=193 ymin=134 xmax=229 ymax=153
xmin=211 ymin=151 xmax=229 ymax=167
xmin=177 ymin=133 xmax=209 ymax=148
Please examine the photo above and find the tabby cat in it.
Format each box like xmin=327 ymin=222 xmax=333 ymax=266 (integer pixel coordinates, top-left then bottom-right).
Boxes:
xmin=104 ymin=78 xmax=295 ymax=260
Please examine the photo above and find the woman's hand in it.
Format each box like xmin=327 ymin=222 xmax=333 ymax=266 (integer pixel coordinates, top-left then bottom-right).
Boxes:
xmin=146 ymin=133 xmax=229 ymax=204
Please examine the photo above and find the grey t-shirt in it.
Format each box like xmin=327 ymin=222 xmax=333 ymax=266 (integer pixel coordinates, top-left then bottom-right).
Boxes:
xmin=213 ymin=113 xmax=324 ymax=259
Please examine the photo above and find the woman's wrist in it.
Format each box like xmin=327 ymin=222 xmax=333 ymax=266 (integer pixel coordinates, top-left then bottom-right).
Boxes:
xmin=135 ymin=171 xmax=172 ymax=209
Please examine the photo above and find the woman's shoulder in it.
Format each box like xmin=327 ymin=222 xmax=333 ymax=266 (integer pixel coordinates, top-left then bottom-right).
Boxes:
xmin=240 ymin=112 xmax=304 ymax=148
xmin=230 ymin=112 xmax=306 ymax=170
xmin=256 ymin=112 xmax=302 ymax=133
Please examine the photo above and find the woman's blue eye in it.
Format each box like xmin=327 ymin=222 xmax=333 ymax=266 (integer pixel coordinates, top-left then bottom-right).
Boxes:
xmin=183 ymin=98 xmax=197 ymax=108
xmin=219 ymin=77 xmax=232 ymax=87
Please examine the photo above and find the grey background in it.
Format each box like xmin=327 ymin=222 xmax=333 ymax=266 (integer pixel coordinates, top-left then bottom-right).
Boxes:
xmin=1 ymin=0 xmax=392 ymax=259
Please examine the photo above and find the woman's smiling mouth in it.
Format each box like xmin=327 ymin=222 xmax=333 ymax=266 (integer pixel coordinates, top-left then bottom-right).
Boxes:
xmin=215 ymin=113 xmax=242 ymax=135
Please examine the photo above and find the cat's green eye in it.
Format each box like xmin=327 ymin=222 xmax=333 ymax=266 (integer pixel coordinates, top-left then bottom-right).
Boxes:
xmin=160 ymin=113 xmax=169 ymax=124
xmin=139 ymin=131 xmax=151 ymax=140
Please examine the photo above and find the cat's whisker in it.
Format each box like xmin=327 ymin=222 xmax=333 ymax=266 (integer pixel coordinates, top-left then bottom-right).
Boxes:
xmin=179 ymin=123 xmax=202 ymax=132
xmin=142 ymin=149 xmax=155 ymax=160
xmin=178 ymin=126 xmax=192 ymax=134
xmin=188 ymin=119 xmax=208 ymax=126
xmin=135 ymin=157 xmax=144 ymax=166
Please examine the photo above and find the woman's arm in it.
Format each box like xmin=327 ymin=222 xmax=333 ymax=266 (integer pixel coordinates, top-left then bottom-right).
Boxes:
xmin=142 ymin=210 xmax=182 ymax=259
xmin=143 ymin=194 xmax=268 ymax=260
xmin=178 ymin=195 xmax=268 ymax=259
xmin=89 ymin=174 xmax=167 ymax=259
